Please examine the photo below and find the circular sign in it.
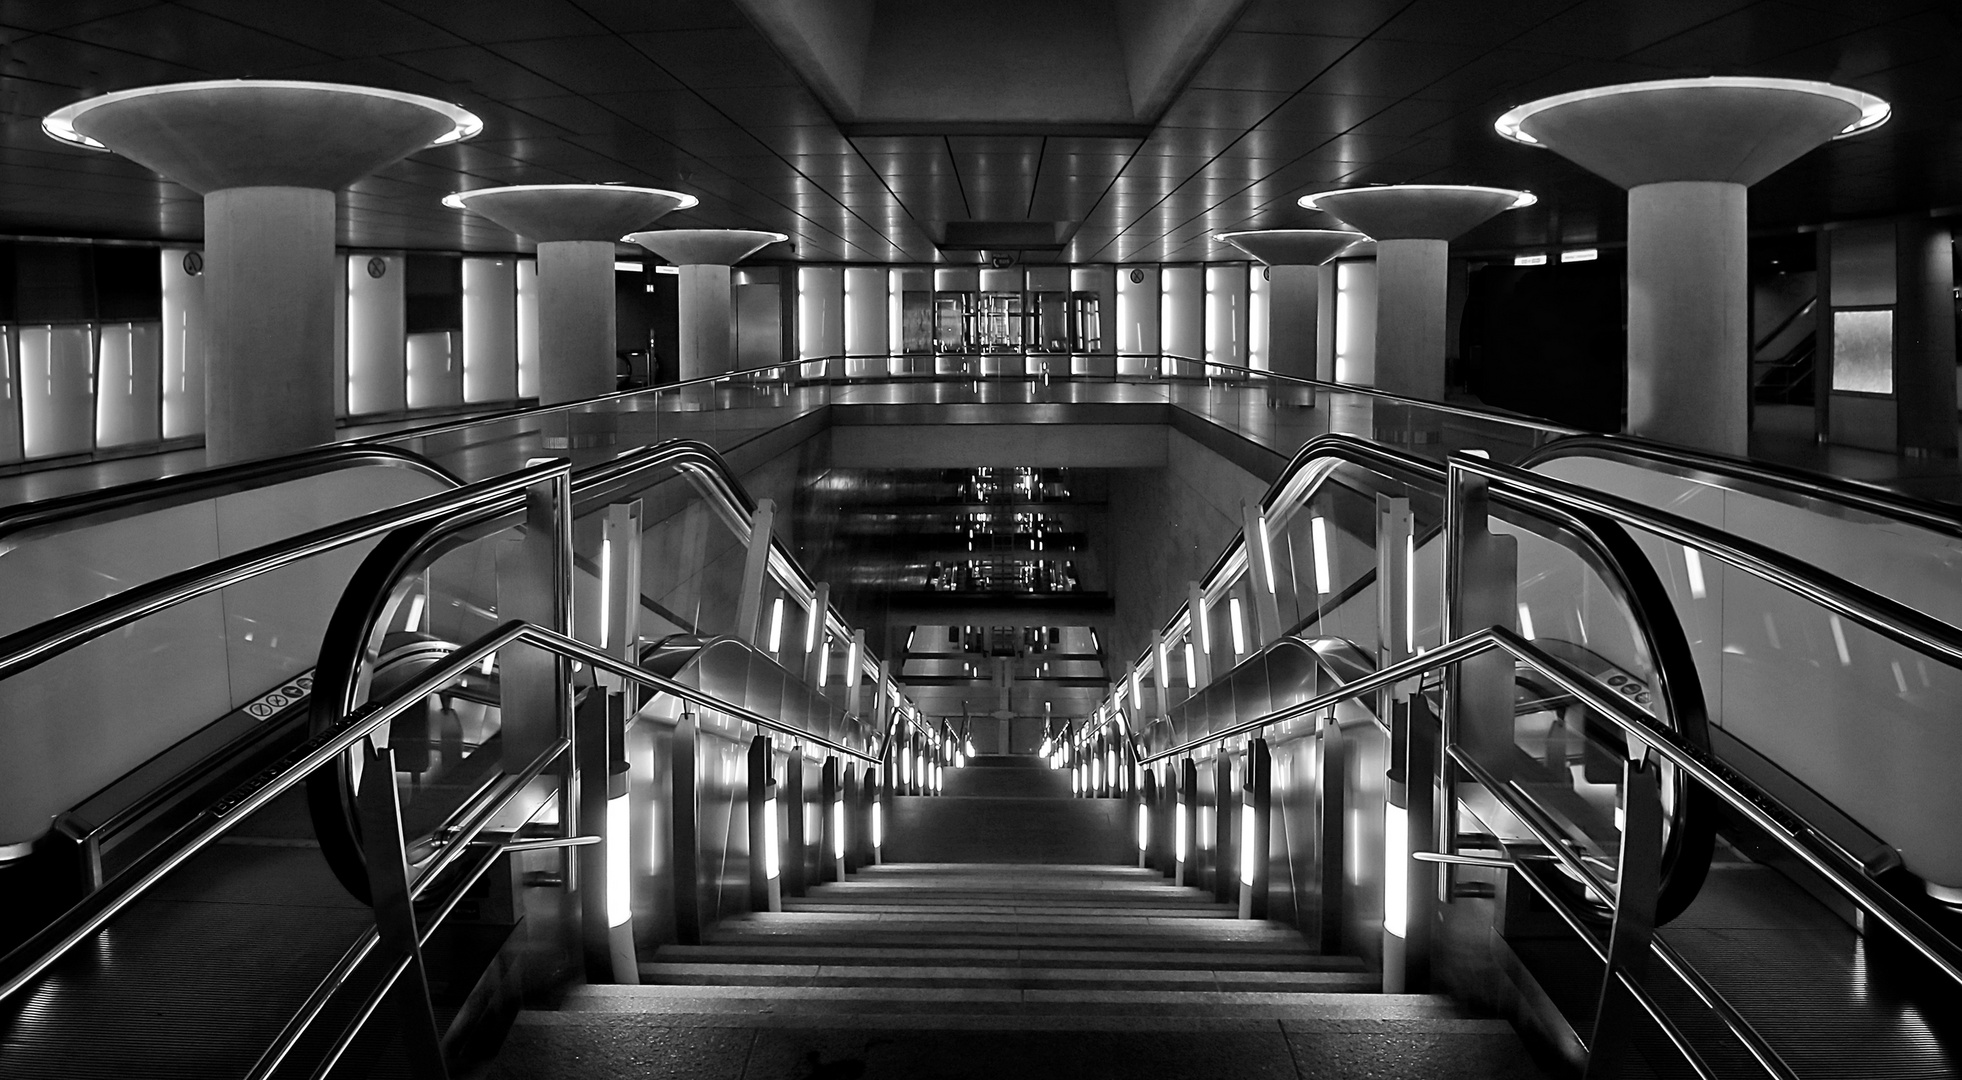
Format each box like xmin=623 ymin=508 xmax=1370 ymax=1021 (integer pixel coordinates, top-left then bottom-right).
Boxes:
xmin=182 ymin=251 xmax=203 ymax=276
xmin=1262 ymin=266 xmax=1271 ymax=281
xmin=1129 ymin=268 xmax=1144 ymax=284
xmin=367 ymin=256 xmax=387 ymax=279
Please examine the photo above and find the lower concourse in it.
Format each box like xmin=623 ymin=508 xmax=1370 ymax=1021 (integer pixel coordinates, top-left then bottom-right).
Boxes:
xmin=3 ymin=3 xmax=1962 ymax=1079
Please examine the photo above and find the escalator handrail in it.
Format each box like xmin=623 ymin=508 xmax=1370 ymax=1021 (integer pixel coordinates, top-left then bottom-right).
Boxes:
xmin=0 ymin=458 xmax=570 ymax=681
xmin=1457 ymin=454 xmax=1962 ymax=667
xmin=1521 ymin=431 xmax=1962 ymax=541
xmin=0 ymin=618 xmax=870 ymax=1005
xmin=0 ymin=443 xmax=462 ymax=541
xmin=556 ymin=437 xmax=894 ymax=702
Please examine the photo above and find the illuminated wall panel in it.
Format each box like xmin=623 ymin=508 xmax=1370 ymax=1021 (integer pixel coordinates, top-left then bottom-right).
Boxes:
xmin=797 ymin=266 xmax=844 ymax=373
xmin=1248 ymin=265 xmax=1270 ymax=372
xmin=0 ymin=332 xmax=20 ymax=463
xmin=160 ymin=248 xmax=205 ymax=440
xmin=843 ymin=266 xmax=888 ymax=376
xmin=1334 ymin=258 xmax=1377 ymax=385
xmin=19 ymin=324 xmax=94 ymax=459
xmin=346 ymin=254 xmax=405 ymax=415
xmin=1831 ymin=309 xmax=1893 ymax=394
xmin=405 ymin=330 xmax=460 ymax=409
xmin=1116 ymin=265 xmax=1160 ymax=375
xmin=333 ymin=255 xmax=348 ymax=418
xmin=516 ymin=258 xmax=540 ymax=399
xmin=1205 ymin=264 xmax=1248 ymax=370
xmin=1161 ymin=266 xmax=1203 ymax=371
xmin=94 ymin=321 xmax=161 ymax=449
xmin=462 ymin=257 xmax=518 ymax=403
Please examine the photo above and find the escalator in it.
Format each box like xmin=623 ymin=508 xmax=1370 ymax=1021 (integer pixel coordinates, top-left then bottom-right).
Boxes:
xmin=1120 ymin=429 xmax=1962 ymax=1077
xmin=0 ymin=428 xmax=910 ymax=1077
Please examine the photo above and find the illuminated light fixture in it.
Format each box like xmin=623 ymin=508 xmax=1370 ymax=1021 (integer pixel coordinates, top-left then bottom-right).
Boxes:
xmin=606 ymin=786 xmax=633 ymax=927
xmin=441 ymin=182 xmax=696 ymax=212
xmin=805 ymin=606 xmax=821 ymax=653
xmin=1517 ymin=603 xmax=1537 ymax=641
xmin=1311 ymin=516 xmax=1332 ymax=595
xmin=964 ymin=738 xmax=976 ymax=758
xmin=767 ymin=598 xmax=785 ymax=652
xmin=613 ymin=261 xmax=641 ymax=272
xmin=45 ymin=80 xmax=485 ymax=150
xmin=1137 ymin=804 xmax=1150 ymax=851
xmin=599 ymin=536 xmax=613 ymax=650
xmin=817 ymin=641 xmax=831 ymax=686
xmin=1513 ymin=254 xmax=1549 ymax=267
xmin=1130 ymin=668 xmax=1142 ymax=710
xmin=1239 ymin=800 xmax=1257 ymax=886
xmin=763 ymin=795 xmax=781 ymax=880
xmin=934 ymin=763 xmax=943 ymax=792
xmin=1383 ymin=803 xmax=1408 ymax=937
xmin=901 ymin=752 xmax=912 ymax=785
xmin=832 ymin=799 xmax=845 ymax=857
xmin=1829 ymin=614 xmax=1852 ymax=667
xmin=1560 ymin=248 xmax=1599 ymax=263
xmin=404 ymin=594 xmax=426 ymax=633
xmin=1229 ymin=598 xmax=1247 ymax=657
xmin=1175 ymin=802 xmax=1188 ymax=862
xmin=1406 ymin=536 xmax=1417 ymax=655
xmin=1257 ymin=514 xmax=1276 ymax=594
xmin=1073 ymin=766 xmax=1081 ymax=793
xmin=848 ymin=636 xmax=862 ymax=680
xmin=653 ymin=265 xmax=680 ymax=275
xmin=1092 ymin=757 xmax=1102 ymax=792
xmin=1492 ymin=77 xmax=1891 ymax=145
xmin=1184 ymin=643 xmax=1198 ymax=688
xmin=1683 ymin=547 xmax=1708 ymax=599
xmin=479 ymin=654 xmax=496 ymax=677
xmin=1300 ymin=184 xmax=1537 ymax=212
xmin=1039 ymin=737 xmax=1053 ymax=758
xmin=872 ymin=802 xmax=883 ymax=849
xmin=1105 ymin=751 xmax=1115 ymax=785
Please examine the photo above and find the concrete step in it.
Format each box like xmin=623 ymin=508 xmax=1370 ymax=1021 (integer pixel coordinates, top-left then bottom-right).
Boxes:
xmin=649 ymin=944 xmax=1366 ymax=972
xmin=940 ymin=766 xmax=1074 ymax=798
xmin=636 ymin=961 xmax=1381 ymax=993
xmin=557 ymin=984 xmax=1474 ymax=1022
xmin=885 ymin=797 xmax=1130 ymax=863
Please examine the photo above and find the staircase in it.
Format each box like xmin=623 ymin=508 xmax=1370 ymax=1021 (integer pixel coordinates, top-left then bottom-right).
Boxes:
xmin=482 ymin=759 xmax=1554 ymax=1078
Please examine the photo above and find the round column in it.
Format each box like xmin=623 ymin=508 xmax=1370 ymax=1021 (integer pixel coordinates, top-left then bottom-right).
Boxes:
xmin=1496 ymin=77 xmax=1889 ymax=454
xmin=1214 ymin=230 xmax=1362 ymax=389
xmin=445 ymin=185 xmax=697 ymax=403
xmin=1299 ymin=186 xmax=1534 ymax=402
xmin=45 ymin=81 xmax=481 ymax=464
xmin=624 ymin=230 xmax=788 ymax=380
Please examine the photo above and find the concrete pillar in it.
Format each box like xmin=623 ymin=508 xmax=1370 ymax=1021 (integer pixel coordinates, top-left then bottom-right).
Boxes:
xmin=203 ymin=186 xmax=338 ymax=464
xmin=446 ymin=185 xmax=697 ymax=402
xmin=45 ymin=80 xmax=482 ymax=464
xmin=1496 ymin=76 xmax=1890 ymax=454
xmin=1626 ymin=182 xmax=1750 ymax=454
xmin=1298 ymin=187 xmax=1531 ymax=402
xmin=1895 ymin=219 xmax=1958 ymax=458
xmin=626 ymin=230 xmax=788 ymax=382
xmin=1374 ymin=238 xmax=1449 ymax=400
xmin=678 ymin=263 xmax=735 ymax=380
xmin=537 ymin=239 xmax=618 ymax=404
xmin=1267 ymin=264 xmax=1320 ymax=382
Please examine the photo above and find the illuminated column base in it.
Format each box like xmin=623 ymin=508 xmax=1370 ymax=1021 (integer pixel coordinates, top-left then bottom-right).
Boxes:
xmin=1373 ymin=238 xmax=1448 ymax=401
xmin=204 ymin=186 xmax=338 ymax=464
xmin=677 ymin=263 xmax=734 ymax=381
xmin=536 ymin=239 xmax=617 ymax=404
xmin=1626 ymin=181 xmax=1748 ymax=455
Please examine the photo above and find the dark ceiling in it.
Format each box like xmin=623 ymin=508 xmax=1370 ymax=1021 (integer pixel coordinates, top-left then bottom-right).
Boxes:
xmin=0 ymin=0 xmax=1957 ymax=262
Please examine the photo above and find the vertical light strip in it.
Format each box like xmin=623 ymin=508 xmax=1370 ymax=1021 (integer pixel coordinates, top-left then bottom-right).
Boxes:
xmin=1405 ymin=535 xmax=1416 ymax=654
xmin=1683 ymin=547 xmax=1708 ymax=599
xmin=1239 ymin=800 xmax=1257 ymax=885
xmin=1229 ymin=597 xmax=1247 ymax=657
xmin=763 ymin=796 xmax=781 ymax=880
xmin=1384 ymin=803 xmax=1407 ymax=937
xmin=1184 ymin=642 xmax=1198 ymax=688
xmin=607 ymin=790 xmax=632 ymax=926
xmin=1258 ymin=514 xmax=1276 ymax=595
xmin=1311 ymin=516 xmax=1332 ymax=595
xmin=768 ymin=598 xmax=785 ymax=653
xmin=599 ymin=535 xmax=613 ymax=650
